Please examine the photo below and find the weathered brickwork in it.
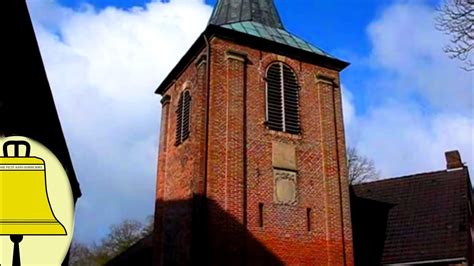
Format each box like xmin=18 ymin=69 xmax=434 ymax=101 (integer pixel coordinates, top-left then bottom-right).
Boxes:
xmin=153 ymin=50 xmax=208 ymax=265
xmin=154 ymin=36 xmax=354 ymax=265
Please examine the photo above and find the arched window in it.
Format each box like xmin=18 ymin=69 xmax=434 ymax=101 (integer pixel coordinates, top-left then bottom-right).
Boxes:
xmin=176 ymin=90 xmax=191 ymax=145
xmin=266 ymin=62 xmax=300 ymax=134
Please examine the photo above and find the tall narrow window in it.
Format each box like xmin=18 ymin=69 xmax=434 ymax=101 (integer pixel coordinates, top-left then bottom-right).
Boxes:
xmin=175 ymin=90 xmax=191 ymax=145
xmin=258 ymin=203 xmax=264 ymax=228
xmin=306 ymin=208 xmax=312 ymax=231
xmin=266 ymin=62 xmax=300 ymax=134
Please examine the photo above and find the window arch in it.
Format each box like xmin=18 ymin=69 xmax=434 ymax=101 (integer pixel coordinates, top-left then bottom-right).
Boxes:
xmin=266 ymin=62 xmax=300 ymax=134
xmin=176 ymin=90 xmax=191 ymax=145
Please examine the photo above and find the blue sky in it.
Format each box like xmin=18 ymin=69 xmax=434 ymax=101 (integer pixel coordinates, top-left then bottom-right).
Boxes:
xmin=27 ymin=0 xmax=473 ymax=244
xmin=48 ymin=0 xmax=453 ymax=117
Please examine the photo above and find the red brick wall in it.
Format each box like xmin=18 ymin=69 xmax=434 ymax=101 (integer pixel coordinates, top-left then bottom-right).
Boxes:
xmin=154 ymin=36 xmax=354 ymax=265
xmin=153 ymin=50 xmax=208 ymax=265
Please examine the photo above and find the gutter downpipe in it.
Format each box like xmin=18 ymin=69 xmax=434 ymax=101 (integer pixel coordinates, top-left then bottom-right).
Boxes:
xmin=386 ymin=257 xmax=467 ymax=265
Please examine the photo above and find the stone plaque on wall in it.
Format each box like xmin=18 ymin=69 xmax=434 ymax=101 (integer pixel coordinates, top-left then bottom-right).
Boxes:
xmin=272 ymin=142 xmax=297 ymax=170
xmin=274 ymin=169 xmax=297 ymax=205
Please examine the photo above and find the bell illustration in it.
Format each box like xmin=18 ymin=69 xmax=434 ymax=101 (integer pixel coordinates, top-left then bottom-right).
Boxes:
xmin=0 ymin=141 xmax=67 ymax=266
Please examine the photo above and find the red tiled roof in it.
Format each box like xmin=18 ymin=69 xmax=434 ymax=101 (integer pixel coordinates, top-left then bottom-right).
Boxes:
xmin=351 ymin=167 xmax=472 ymax=265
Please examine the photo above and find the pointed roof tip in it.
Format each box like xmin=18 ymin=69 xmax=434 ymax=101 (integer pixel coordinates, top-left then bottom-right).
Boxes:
xmin=209 ymin=0 xmax=284 ymax=29
xmin=206 ymin=0 xmax=347 ymax=66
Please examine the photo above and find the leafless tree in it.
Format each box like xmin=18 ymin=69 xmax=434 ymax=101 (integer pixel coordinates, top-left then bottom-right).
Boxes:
xmin=98 ymin=220 xmax=145 ymax=257
xmin=70 ymin=217 xmax=153 ymax=265
xmin=69 ymin=242 xmax=98 ymax=266
xmin=436 ymin=0 xmax=474 ymax=71
xmin=347 ymin=146 xmax=380 ymax=185
xmin=142 ymin=215 xmax=154 ymax=235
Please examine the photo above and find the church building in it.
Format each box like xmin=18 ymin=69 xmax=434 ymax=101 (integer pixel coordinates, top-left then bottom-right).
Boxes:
xmin=152 ymin=0 xmax=353 ymax=265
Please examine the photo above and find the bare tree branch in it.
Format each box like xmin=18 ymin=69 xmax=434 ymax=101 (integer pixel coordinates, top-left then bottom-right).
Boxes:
xmin=70 ymin=217 xmax=153 ymax=265
xmin=436 ymin=0 xmax=474 ymax=71
xmin=69 ymin=242 xmax=99 ymax=266
xmin=347 ymin=146 xmax=380 ymax=185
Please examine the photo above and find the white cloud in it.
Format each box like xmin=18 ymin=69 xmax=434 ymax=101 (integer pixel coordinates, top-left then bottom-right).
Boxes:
xmin=27 ymin=0 xmax=212 ymax=243
xmin=344 ymin=1 xmax=473 ymax=179
xmin=354 ymin=100 xmax=473 ymax=177
xmin=367 ymin=2 xmax=473 ymax=113
xmin=341 ymin=85 xmax=356 ymax=127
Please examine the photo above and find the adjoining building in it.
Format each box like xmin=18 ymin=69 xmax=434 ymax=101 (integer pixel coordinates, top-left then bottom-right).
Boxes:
xmin=352 ymin=151 xmax=472 ymax=266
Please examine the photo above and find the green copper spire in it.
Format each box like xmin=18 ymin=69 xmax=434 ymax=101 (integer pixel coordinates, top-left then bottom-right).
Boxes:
xmin=208 ymin=0 xmax=334 ymax=59
xmin=209 ymin=0 xmax=284 ymax=29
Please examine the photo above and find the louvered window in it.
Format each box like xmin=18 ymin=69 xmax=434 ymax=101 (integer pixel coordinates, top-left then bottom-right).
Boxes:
xmin=175 ymin=90 xmax=191 ymax=145
xmin=266 ymin=62 xmax=300 ymax=134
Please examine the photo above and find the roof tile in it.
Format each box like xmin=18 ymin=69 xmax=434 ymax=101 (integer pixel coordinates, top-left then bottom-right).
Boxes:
xmin=351 ymin=168 xmax=472 ymax=264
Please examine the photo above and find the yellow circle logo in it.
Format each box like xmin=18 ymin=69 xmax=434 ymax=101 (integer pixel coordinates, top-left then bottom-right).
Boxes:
xmin=0 ymin=136 xmax=74 ymax=265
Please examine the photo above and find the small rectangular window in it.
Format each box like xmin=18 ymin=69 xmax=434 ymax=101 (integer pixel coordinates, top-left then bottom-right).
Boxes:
xmin=306 ymin=208 xmax=311 ymax=231
xmin=259 ymin=203 xmax=264 ymax=228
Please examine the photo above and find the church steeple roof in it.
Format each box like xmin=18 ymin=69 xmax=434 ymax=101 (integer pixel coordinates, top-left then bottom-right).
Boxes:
xmin=208 ymin=0 xmax=334 ymax=59
xmin=209 ymin=0 xmax=284 ymax=29
xmin=156 ymin=0 xmax=350 ymax=95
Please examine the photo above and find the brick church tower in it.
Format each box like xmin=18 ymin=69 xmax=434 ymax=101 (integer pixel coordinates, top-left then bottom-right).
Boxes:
xmin=153 ymin=0 xmax=354 ymax=265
